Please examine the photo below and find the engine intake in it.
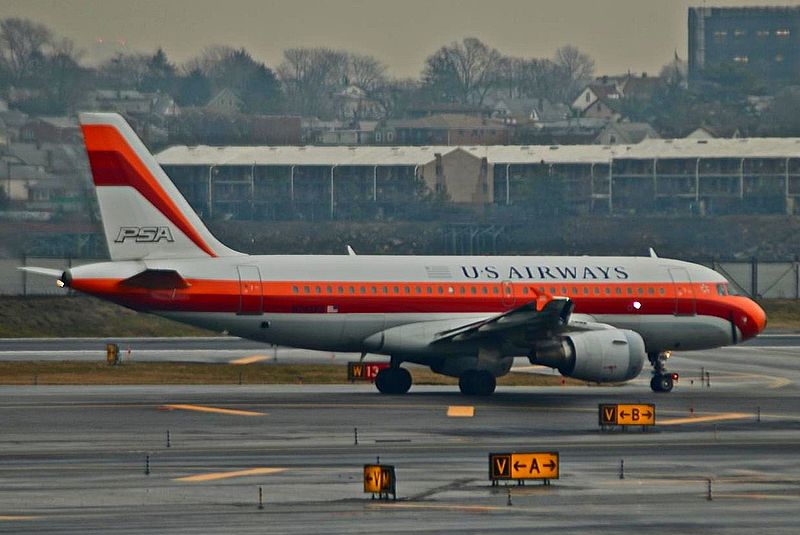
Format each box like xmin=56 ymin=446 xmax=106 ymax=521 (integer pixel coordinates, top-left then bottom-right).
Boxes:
xmin=529 ymin=329 xmax=646 ymax=383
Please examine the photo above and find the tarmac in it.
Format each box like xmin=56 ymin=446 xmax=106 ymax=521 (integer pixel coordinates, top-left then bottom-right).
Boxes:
xmin=0 ymin=339 xmax=798 ymax=533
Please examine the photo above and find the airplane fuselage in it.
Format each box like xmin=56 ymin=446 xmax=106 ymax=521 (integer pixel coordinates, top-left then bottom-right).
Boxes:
xmin=68 ymin=254 xmax=766 ymax=361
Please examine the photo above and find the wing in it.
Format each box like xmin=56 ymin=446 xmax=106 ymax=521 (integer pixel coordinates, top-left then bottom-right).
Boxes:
xmin=432 ymin=296 xmax=575 ymax=347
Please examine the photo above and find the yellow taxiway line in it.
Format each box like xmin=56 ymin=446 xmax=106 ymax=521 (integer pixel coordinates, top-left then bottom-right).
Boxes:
xmin=176 ymin=467 xmax=286 ymax=482
xmin=368 ymin=503 xmax=504 ymax=512
xmin=0 ymin=515 xmax=38 ymax=521
xmin=229 ymin=355 xmax=271 ymax=365
xmin=447 ymin=406 xmax=475 ymax=417
xmin=659 ymin=412 xmax=751 ymax=426
xmin=160 ymin=404 xmax=265 ymax=417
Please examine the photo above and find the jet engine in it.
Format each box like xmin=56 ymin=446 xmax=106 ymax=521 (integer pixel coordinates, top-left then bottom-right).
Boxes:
xmin=529 ymin=329 xmax=645 ymax=383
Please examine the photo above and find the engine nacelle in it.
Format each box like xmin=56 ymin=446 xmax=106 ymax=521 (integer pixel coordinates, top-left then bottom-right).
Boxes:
xmin=529 ymin=329 xmax=646 ymax=383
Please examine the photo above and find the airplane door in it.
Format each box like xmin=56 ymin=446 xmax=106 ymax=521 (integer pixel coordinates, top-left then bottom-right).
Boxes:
xmin=501 ymin=280 xmax=516 ymax=308
xmin=237 ymin=265 xmax=263 ymax=315
xmin=668 ymin=267 xmax=696 ymax=316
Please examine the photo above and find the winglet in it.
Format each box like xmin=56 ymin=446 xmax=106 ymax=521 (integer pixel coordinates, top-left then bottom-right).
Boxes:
xmin=649 ymin=247 xmax=658 ymax=258
xmin=346 ymin=245 xmax=357 ymax=256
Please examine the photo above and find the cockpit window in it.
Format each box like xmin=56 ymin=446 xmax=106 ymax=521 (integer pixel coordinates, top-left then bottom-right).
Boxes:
xmin=716 ymin=283 xmax=727 ymax=296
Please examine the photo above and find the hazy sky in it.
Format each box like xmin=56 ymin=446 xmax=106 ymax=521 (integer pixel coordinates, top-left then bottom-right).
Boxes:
xmin=2 ymin=0 xmax=799 ymax=78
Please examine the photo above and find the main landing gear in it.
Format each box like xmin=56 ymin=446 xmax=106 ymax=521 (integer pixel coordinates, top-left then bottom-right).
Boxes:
xmin=375 ymin=366 xmax=412 ymax=395
xmin=649 ymin=351 xmax=676 ymax=393
xmin=458 ymin=370 xmax=496 ymax=396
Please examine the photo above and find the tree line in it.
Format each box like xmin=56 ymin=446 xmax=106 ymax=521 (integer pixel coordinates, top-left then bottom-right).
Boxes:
xmin=0 ymin=17 xmax=594 ymax=120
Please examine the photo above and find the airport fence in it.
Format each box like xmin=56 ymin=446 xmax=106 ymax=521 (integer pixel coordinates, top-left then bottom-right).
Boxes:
xmin=2 ymin=256 xmax=799 ymax=299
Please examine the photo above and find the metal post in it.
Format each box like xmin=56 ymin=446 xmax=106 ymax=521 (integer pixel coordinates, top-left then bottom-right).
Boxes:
xmin=329 ymin=165 xmax=336 ymax=219
xmin=751 ymin=257 xmax=758 ymax=298
xmin=145 ymin=454 xmax=150 ymax=475
xmin=289 ymin=165 xmax=295 ymax=202
xmin=166 ymin=430 xmax=171 ymax=448
xmin=354 ymin=427 xmax=359 ymax=445
xmin=706 ymin=371 xmax=711 ymax=388
xmin=706 ymin=478 xmax=712 ymax=501
xmin=506 ymin=487 xmax=512 ymax=506
xmin=757 ymin=407 xmax=761 ymax=423
xmin=373 ymin=166 xmax=377 ymax=202
xmin=258 ymin=486 xmax=264 ymax=509
xmin=207 ymin=166 xmax=214 ymax=218
xmin=619 ymin=459 xmax=624 ymax=480
xmin=505 ymin=163 xmax=511 ymax=205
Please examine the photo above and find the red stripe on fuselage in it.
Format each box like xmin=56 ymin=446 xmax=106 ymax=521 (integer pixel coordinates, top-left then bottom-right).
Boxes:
xmin=81 ymin=124 xmax=217 ymax=257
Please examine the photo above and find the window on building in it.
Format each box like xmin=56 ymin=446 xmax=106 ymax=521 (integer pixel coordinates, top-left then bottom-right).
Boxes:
xmin=713 ymin=30 xmax=727 ymax=39
xmin=733 ymin=56 xmax=749 ymax=64
xmin=776 ymin=29 xmax=790 ymax=38
xmin=734 ymin=29 xmax=746 ymax=37
xmin=756 ymin=30 xmax=770 ymax=38
xmin=776 ymin=54 xmax=785 ymax=63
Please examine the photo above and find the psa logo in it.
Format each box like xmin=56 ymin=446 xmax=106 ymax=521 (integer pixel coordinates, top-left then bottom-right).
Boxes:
xmin=115 ymin=226 xmax=174 ymax=243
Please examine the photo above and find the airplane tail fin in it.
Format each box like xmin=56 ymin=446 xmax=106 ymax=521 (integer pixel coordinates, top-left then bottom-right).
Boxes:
xmin=79 ymin=112 xmax=240 ymax=260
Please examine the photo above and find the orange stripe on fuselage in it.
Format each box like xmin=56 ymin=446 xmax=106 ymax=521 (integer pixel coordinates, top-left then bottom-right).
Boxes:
xmin=69 ymin=277 xmax=753 ymax=334
xmin=81 ymin=124 xmax=216 ymax=257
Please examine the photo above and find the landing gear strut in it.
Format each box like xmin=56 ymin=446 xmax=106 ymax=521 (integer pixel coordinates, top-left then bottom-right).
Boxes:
xmin=649 ymin=351 xmax=675 ymax=393
xmin=458 ymin=370 xmax=496 ymax=396
xmin=375 ymin=366 xmax=412 ymax=395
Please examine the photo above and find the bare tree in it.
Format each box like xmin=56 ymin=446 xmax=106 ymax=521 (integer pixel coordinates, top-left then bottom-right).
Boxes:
xmin=97 ymin=52 xmax=150 ymax=89
xmin=0 ymin=18 xmax=53 ymax=82
xmin=422 ymin=37 xmax=502 ymax=106
xmin=553 ymin=45 xmax=595 ymax=100
xmin=277 ymin=47 xmax=348 ymax=117
xmin=348 ymin=54 xmax=387 ymax=93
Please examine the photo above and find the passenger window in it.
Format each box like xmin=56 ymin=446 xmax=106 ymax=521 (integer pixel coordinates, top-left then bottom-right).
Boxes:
xmin=572 ymin=287 xmax=578 ymax=295
xmin=427 ymin=286 xmax=433 ymax=294
xmin=459 ymin=287 xmax=465 ymax=295
xmin=615 ymin=287 xmax=622 ymax=295
xmin=359 ymin=286 xmax=365 ymax=294
xmin=415 ymin=286 xmax=422 ymax=294
xmin=448 ymin=286 xmax=454 ymax=294
xmin=393 ymin=286 xmax=399 ymax=294
xmin=349 ymin=286 xmax=355 ymax=294
xmin=292 ymin=286 xmax=299 ymax=294
xmin=304 ymin=286 xmax=310 ymax=294
xmin=493 ymin=287 xmax=499 ymax=295
xmin=659 ymin=287 xmax=665 ymax=295
xmin=339 ymin=286 xmax=345 ymax=294
xmin=627 ymin=287 xmax=633 ymax=295
xmin=482 ymin=287 xmax=489 ymax=295
xmin=539 ymin=287 xmax=546 ymax=293
xmin=605 ymin=287 xmax=611 ymax=295
xmin=315 ymin=286 xmax=322 ymax=294
xmin=583 ymin=287 xmax=590 ymax=295
xmin=561 ymin=287 xmax=567 ymax=295
xmin=648 ymin=288 xmax=654 ymax=295
xmin=522 ymin=287 xmax=529 ymax=295
xmin=382 ymin=286 xmax=388 ymax=294
xmin=637 ymin=287 xmax=643 ymax=295
xmin=471 ymin=286 xmax=477 ymax=295
xmin=326 ymin=286 xmax=332 ymax=294
xmin=405 ymin=286 xmax=411 ymax=294
xmin=594 ymin=287 xmax=600 ymax=295
xmin=716 ymin=283 xmax=726 ymax=295
xmin=371 ymin=286 xmax=377 ymax=294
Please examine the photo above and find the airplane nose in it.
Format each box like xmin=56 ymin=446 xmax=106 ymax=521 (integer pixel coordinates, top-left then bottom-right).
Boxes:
xmin=739 ymin=298 xmax=767 ymax=340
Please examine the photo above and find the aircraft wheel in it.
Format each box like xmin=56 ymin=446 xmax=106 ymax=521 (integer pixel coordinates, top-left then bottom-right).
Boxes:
xmin=650 ymin=373 xmax=674 ymax=393
xmin=459 ymin=370 xmax=496 ymax=396
xmin=375 ymin=367 xmax=412 ymax=394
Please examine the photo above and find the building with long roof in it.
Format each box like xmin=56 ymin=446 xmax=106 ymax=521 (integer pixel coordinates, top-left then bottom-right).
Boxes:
xmin=156 ymin=137 xmax=800 ymax=220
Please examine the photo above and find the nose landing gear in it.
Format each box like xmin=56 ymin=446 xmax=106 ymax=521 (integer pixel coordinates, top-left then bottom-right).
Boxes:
xmin=649 ymin=351 xmax=675 ymax=393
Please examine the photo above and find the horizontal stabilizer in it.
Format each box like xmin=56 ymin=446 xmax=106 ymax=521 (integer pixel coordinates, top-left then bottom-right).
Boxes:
xmin=119 ymin=269 xmax=190 ymax=290
xmin=18 ymin=267 xmax=63 ymax=278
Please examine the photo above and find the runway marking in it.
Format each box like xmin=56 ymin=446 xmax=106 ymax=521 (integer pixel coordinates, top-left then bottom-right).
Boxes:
xmin=160 ymin=404 xmax=264 ymax=416
xmin=447 ymin=406 xmax=475 ymax=417
xmin=176 ymin=467 xmax=286 ymax=482
xmin=707 ymin=371 xmax=792 ymax=389
xmin=0 ymin=515 xmax=38 ymax=521
xmin=659 ymin=412 xmax=751 ymax=425
xmin=229 ymin=355 xmax=271 ymax=365
xmin=712 ymin=493 xmax=800 ymax=501
xmin=368 ymin=503 xmax=503 ymax=512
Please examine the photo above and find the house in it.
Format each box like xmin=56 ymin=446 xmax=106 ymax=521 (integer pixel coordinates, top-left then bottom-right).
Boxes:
xmin=572 ymin=74 xmax=661 ymax=121
xmin=685 ymin=126 xmax=742 ymax=139
xmin=380 ymin=114 xmax=511 ymax=146
xmin=90 ymin=89 xmax=154 ymax=115
xmin=320 ymin=121 xmax=378 ymax=145
xmin=19 ymin=117 xmax=81 ymax=144
xmin=333 ymin=85 xmax=382 ymax=121
xmin=206 ymin=88 xmax=244 ymax=113
xmin=489 ymin=97 xmax=570 ymax=125
xmin=595 ymin=122 xmax=660 ymax=145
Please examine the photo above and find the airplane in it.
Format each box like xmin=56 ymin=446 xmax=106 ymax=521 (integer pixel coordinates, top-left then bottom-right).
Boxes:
xmin=22 ymin=113 xmax=767 ymax=395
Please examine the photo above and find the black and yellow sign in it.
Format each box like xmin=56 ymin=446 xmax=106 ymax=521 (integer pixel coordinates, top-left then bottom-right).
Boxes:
xmin=348 ymin=362 xmax=390 ymax=382
xmin=489 ymin=452 xmax=559 ymax=481
xmin=599 ymin=403 xmax=655 ymax=426
xmin=363 ymin=464 xmax=395 ymax=496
